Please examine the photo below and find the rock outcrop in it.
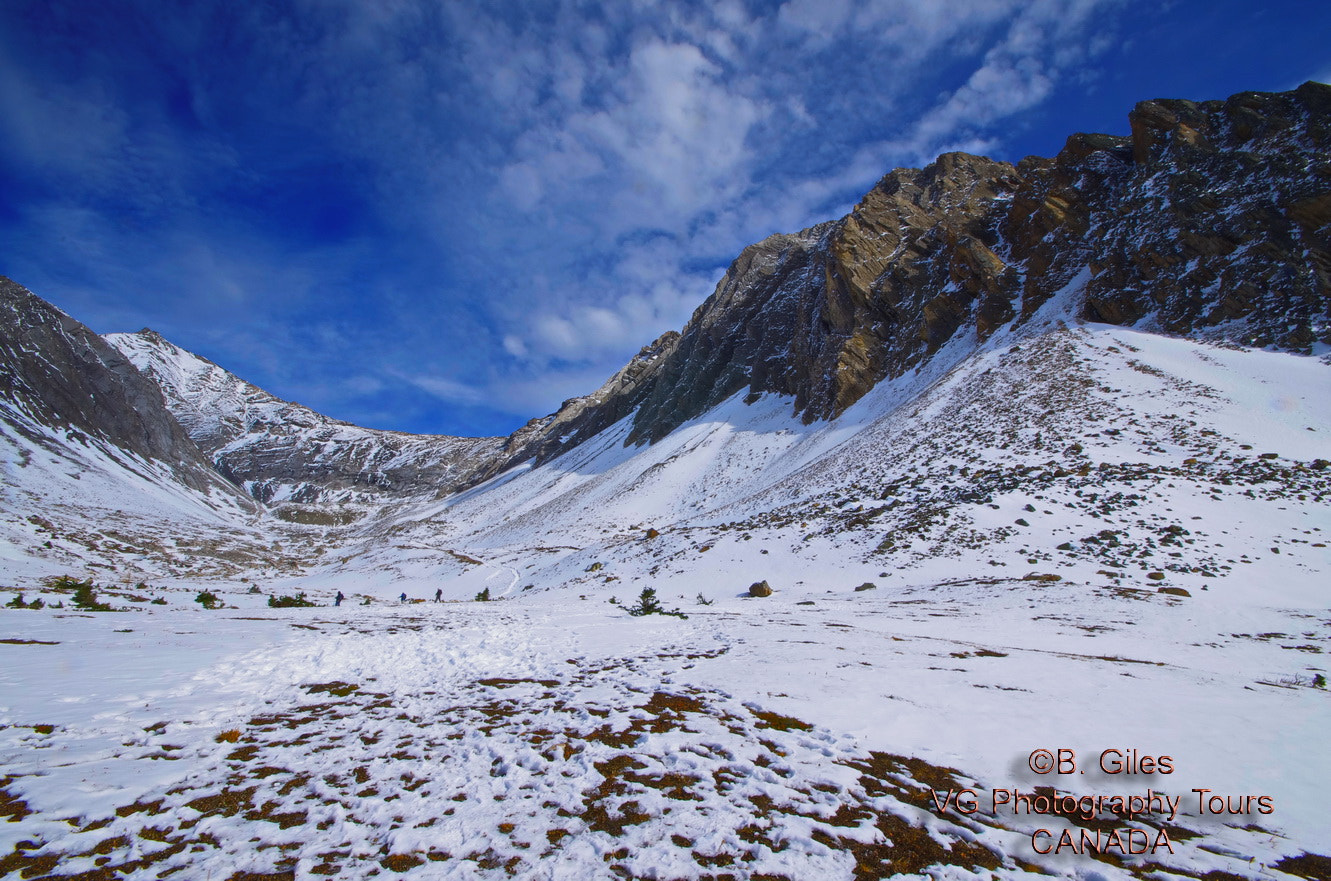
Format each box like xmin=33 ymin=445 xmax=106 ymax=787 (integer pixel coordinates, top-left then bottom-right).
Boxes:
xmin=500 ymin=82 xmax=1330 ymax=469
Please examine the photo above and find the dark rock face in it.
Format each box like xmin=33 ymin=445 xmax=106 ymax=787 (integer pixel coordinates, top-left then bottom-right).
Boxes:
xmin=1070 ymin=84 xmax=1331 ymax=347
xmin=0 ymin=276 xmax=251 ymax=502
xmin=107 ymin=330 xmax=504 ymax=506
xmin=504 ymin=83 xmax=1330 ymax=468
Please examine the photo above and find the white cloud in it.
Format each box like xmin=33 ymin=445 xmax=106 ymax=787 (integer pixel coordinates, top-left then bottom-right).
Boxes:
xmin=852 ymin=0 xmax=1123 ymax=165
xmin=777 ymin=0 xmax=853 ymax=43
xmin=501 ymin=335 xmax=528 ymax=358
xmin=498 ymin=163 xmax=545 ymax=213
xmin=395 ymin=372 xmax=487 ymax=406
xmin=495 ymin=34 xmax=767 ymax=235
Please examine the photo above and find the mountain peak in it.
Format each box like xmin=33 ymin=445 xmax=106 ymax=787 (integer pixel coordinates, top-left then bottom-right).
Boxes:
xmin=0 ymin=275 xmax=254 ymax=506
xmin=105 ymin=329 xmax=504 ymax=510
xmin=134 ymin=327 xmax=171 ymax=345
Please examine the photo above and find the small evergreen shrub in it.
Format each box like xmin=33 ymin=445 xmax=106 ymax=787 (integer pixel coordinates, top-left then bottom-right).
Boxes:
xmin=195 ymin=591 xmax=220 ymax=610
xmin=627 ymin=587 xmax=687 ymax=619
xmin=5 ymin=594 xmax=44 ymax=609
xmin=48 ymin=576 xmax=113 ymax=611
xmin=268 ymin=593 xmax=316 ymax=608
xmin=474 ymin=587 xmax=491 ymax=602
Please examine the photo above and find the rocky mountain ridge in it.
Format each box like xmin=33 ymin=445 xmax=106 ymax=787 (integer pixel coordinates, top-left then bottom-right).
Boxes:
xmin=105 ymin=329 xmax=504 ymax=516
xmin=498 ymin=82 xmax=1329 ymax=467
xmin=1 ymin=83 xmax=1327 ymax=527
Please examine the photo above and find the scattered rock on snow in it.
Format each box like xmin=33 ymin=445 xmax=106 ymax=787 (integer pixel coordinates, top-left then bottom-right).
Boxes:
xmin=748 ymin=581 xmax=773 ymax=597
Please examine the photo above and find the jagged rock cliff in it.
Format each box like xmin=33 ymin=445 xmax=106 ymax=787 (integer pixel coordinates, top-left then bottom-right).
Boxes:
xmin=502 ymin=82 xmax=1330 ymax=466
xmin=106 ymin=330 xmax=504 ymax=511
xmin=0 ymin=276 xmax=253 ymax=505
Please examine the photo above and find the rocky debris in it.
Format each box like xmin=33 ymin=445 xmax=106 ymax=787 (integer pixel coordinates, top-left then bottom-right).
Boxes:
xmin=696 ymin=321 xmax=1331 ymax=593
xmin=854 ymin=582 xmax=877 ymax=592
xmin=0 ymin=277 xmax=253 ymax=507
xmin=496 ymin=83 xmax=1330 ymax=470
xmin=1158 ymin=586 xmax=1192 ymax=597
xmin=748 ymin=580 xmax=773 ymax=597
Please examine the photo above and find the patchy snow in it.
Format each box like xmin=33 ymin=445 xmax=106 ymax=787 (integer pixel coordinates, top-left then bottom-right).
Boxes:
xmin=1 ymin=583 xmax=1326 ymax=879
xmin=2 ymin=312 xmax=1329 ymax=878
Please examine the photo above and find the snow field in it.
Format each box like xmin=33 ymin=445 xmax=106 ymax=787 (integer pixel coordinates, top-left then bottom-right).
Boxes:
xmin=2 ymin=299 xmax=1329 ymax=878
xmin=2 ymin=586 xmax=1327 ymax=880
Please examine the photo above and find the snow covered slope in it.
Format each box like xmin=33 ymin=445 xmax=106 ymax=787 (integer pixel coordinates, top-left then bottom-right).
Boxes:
xmin=341 ymin=289 xmax=1329 ymax=609
xmin=106 ymin=329 xmax=504 ymax=514
xmin=0 ymin=277 xmax=275 ymax=583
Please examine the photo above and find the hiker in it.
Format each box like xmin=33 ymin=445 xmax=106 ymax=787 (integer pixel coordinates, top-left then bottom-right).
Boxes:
xmin=335 ymin=591 xmax=344 ymax=607
xmin=434 ymin=588 xmax=442 ymax=603
xmin=400 ymin=591 xmax=407 ymax=603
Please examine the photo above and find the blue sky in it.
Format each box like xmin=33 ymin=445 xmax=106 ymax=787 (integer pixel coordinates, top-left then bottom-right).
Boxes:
xmin=1 ymin=0 xmax=1327 ymax=437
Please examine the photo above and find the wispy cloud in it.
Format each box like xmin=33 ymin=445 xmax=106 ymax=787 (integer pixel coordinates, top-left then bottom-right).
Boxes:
xmin=0 ymin=0 xmax=1202 ymax=436
xmin=393 ymin=373 xmax=488 ymax=408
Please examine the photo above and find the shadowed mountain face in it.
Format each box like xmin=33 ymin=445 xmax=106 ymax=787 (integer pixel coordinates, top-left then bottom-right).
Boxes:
xmin=0 ymin=276 xmax=253 ymax=505
xmin=493 ymin=83 xmax=1330 ymax=471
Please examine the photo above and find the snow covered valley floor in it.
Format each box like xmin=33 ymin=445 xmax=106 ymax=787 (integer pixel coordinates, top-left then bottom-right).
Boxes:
xmin=2 ymin=580 xmax=1328 ymax=881
xmin=2 ymin=322 xmax=1329 ymax=879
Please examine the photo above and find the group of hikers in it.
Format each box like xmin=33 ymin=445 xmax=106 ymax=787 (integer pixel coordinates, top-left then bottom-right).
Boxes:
xmin=333 ymin=587 xmax=445 ymax=606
